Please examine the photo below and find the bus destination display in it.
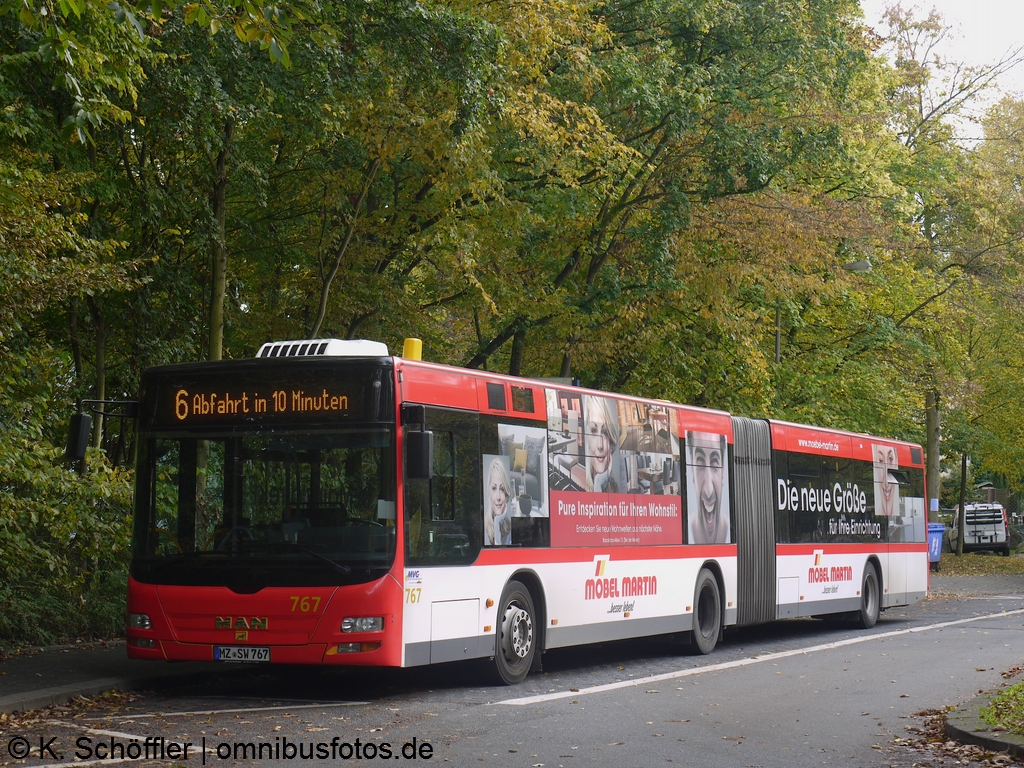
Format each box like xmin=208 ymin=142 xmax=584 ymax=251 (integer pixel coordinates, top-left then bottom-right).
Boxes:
xmin=174 ymin=387 xmax=349 ymax=420
xmin=142 ymin=361 xmax=394 ymax=428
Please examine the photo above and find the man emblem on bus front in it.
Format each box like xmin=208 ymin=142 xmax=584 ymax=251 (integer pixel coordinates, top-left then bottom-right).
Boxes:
xmin=686 ymin=431 xmax=730 ymax=545
xmin=215 ymin=617 xmax=268 ymax=630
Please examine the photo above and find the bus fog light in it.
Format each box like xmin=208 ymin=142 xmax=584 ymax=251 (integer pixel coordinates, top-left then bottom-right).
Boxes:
xmin=128 ymin=613 xmax=152 ymax=630
xmin=131 ymin=638 xmax=155 ymax=649
xmin=335 ymin=642 xmax=381 ymax=654
xmin=341 ymin=616 xmax=383 ymax=633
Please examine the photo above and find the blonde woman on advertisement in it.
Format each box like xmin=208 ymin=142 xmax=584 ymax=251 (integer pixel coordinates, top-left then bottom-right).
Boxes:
xmin=584 ymin=395 xmax=621 ymax=493
xmin=485 ymin=457 xmax=513 ymax=546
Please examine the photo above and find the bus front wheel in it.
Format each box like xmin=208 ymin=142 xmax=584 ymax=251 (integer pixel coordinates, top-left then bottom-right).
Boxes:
xmin=691 ymin=568 xmax=721 ymax=654
xmin=857 ymin=563 xmax=880 ymax=629
xmin=492 ymin=580 xmax=536 ymax=685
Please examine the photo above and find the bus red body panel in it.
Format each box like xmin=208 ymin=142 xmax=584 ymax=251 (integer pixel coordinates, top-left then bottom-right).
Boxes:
xmin=127 ymin=572 xmax=405 ymax=666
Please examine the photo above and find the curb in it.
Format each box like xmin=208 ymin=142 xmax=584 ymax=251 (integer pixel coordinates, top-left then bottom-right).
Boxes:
xmin=0 ymin=677 xmax=137 ymax=715
xmin=944 ymin=690 xmax=1024 ymax=760
xmin=0 ymin=670 xmax=211 ymax=715
xmin=1 ymin=639 xmax=124 ymax=659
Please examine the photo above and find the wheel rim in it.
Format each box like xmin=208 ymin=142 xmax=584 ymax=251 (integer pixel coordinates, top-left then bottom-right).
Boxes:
xmin=501 ymin=602 xmax=533 ymax=662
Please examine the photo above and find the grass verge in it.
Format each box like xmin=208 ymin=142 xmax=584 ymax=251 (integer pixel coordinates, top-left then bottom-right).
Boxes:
xmin=980 ymin=682 xmax=1024 ymax=736
xmin=937 ymin=552 xmax=1024 ymax=576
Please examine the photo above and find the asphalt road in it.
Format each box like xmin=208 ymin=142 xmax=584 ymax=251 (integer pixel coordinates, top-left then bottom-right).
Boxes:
xmin=2 ymin=582 xmax=1023 ymax=768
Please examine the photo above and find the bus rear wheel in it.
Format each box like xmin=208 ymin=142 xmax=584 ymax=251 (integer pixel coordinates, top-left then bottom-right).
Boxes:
xmin=491 ymin=580 xmax=536 ymax=685
xmin=857 ymin=563 xmax=880 ymax=629
xmin=691 ymin=568 xmax=721 ymax=654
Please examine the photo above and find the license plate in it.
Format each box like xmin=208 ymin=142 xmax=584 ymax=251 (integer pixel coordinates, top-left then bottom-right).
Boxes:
xmin=214 ymin=645 xmax=270 ymax=662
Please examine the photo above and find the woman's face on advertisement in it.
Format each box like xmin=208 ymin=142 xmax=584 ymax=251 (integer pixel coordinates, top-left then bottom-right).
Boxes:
xmin=586 ymin=401 xmax=614 ymax=474
xmin=490 ymin=466 xmax=508 ymax=517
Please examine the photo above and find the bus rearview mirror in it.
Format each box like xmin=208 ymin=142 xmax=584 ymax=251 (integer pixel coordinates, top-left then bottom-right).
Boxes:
xmin=66 ymin=412 xmax=92 ymax=461
xmin=406 ymin=430 xmax=434 ymax=479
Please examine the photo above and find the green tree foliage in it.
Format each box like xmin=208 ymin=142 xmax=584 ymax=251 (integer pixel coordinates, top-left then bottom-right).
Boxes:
xmin=0 ymin=346 xmax=133 ymax=647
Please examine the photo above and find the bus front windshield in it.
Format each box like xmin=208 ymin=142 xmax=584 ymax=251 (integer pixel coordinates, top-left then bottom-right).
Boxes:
xmin=132 ymin=427 xmax=396 ymax=588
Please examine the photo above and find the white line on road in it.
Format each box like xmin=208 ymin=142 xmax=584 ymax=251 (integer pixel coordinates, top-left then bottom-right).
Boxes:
xmin=83 ymin=701 xmax=368 ymax=720
xmin=497 ymin=608 xmax=1024 ymax=706
xmin=973 ymin=595 xmax=1024 ymax=600
xmin=31 ymin=719 xmax=214 ymax=768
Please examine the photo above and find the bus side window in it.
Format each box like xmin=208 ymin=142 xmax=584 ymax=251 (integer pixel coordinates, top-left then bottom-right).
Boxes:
xmin=431 ymin=431 xmax=455 ymax=521
xmin=853 ymin=458 xmax=875 ymax=516
xmin=787 ymin=452 xmax=820 ymax=543
xmin=773 ymin=449 xmax=790 ymax=543
xmin=404 ymin=408 xmax=481 ymax=566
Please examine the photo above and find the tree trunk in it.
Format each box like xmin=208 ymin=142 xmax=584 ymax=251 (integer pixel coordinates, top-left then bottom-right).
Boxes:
xmin=925 ymin=388 xmax=940 ymax=511
xmin=208 ymin=118 xmax=234 ymax=362
xmin=508 ymin=327 xmax=526 ymax=376
xmin=69 ymin=299 xmax=84 ymax=381
xmin=559 ymin=351 xmax=572 ymax=379
xmin=309 ymin=159 xmax=380 ymax=339
xmin=87 ymin=297 xmax=105 ymax=450
xmin=956 ymin=452 xmax=967 ymax=556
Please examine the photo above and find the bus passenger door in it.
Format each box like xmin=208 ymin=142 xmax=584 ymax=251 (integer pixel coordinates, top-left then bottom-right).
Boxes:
xmin=402 ymin=407 xmax=484 ymax=665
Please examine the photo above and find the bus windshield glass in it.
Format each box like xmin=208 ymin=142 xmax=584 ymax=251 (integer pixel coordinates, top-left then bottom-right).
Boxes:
xmin=132 ymin=427 xmax=396 ymax=588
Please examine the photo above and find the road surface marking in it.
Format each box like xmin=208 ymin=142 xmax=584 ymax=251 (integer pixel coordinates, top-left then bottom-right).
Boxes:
xmin=498 ymin=608 xmax=1024 ymax=705
xmin=85 ymin=701 xmax=367 ymax=719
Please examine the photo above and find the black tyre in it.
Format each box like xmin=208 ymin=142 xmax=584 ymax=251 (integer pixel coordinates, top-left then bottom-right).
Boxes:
xmin=691 ymin=568 xmax=721 ymax=654
xmin=491 ymin=580 xmax=536 ymax=685
xmin=857 ymin=563 xmax=880 ymax=629
xmin=1001 ymin=545 xmax=1011 ymax=557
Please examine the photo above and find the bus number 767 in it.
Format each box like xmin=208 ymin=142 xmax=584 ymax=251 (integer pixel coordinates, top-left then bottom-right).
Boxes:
xmin=405 ymin=588 xmax=422 ymax=604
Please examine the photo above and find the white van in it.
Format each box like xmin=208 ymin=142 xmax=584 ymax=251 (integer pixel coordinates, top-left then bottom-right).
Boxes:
xmin=957 ymin=503 xmax=1011 ymax=556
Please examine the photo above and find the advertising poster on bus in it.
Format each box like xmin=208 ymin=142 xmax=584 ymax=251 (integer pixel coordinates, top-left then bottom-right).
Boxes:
xmin=482 ymin=424 xmax=552 ymax=547
xmin=544 ymin=389 xmax=683 ymax=547
xmin=684 ymin=430 xmax=731 ymax=545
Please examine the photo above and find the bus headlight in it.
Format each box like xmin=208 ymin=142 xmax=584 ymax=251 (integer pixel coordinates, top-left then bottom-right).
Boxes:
xmin=341 ymin=617 xmax=384 ymax=633
xmin=128 ymin=613 xmax=152 ymax=630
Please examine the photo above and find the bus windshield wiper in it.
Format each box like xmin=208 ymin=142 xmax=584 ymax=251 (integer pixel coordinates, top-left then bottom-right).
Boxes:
xmin=298 ymin=546 xmax=352 ymax=575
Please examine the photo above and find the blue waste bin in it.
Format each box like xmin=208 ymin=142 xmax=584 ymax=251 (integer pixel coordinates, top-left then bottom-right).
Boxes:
xmin=927 ymin=523 xmax=946 ymax=571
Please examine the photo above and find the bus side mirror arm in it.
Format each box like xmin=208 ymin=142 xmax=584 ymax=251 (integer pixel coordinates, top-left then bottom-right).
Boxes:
xmin=65 ymin=399 xmax=140 ymax=462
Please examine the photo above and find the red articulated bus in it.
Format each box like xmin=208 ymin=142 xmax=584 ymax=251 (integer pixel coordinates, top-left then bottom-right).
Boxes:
xmin=126 ymin=339 xmax=929 ymax=683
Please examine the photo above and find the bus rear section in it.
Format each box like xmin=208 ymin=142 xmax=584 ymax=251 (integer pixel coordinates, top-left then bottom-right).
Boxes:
xmin=770 ymin=422 xmax=929 ymax=626
xmin=126 ymin=352 xmax=406 ymax=666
